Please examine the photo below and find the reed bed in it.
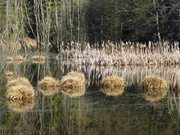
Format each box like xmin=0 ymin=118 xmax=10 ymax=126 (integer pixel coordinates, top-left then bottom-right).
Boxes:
xmin=57 ymin=41 xmax=180 ymax=66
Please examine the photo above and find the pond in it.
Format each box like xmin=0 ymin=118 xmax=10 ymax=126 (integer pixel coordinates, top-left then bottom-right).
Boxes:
xmin=0 ymin=54 xmax=179 ymax=135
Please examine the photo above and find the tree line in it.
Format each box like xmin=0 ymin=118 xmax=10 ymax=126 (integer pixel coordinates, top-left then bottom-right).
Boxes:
xmin=1 ymin=0 xmax=180 ymax=45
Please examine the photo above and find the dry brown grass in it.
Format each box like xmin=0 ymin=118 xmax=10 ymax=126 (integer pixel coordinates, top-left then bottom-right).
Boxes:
xmin=100 ymin=75 xmax=125 ymax=96
xmin=60 ymin=72 xmax=86 ymax=97
xmin=143 ymin=75 xmax=168 ymax=102
xmin=38 ymin=76 xmax=60 ymax=96
xmin=6 ymin=77 xmax=35 ymax=101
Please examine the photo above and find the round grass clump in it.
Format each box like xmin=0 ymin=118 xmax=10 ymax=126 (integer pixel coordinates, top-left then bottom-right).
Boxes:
xmin=38 ymin=76 xmax=60 ymax=96
xmin=6 ymin=77 xmax=35 ymax=101
xmin=60 ymin=72 xmax=86 ymax=97
xmin=143 ymin=75 xmax=168 ymax=102
xmin=100 ymin=75 xmax=125 ymax=96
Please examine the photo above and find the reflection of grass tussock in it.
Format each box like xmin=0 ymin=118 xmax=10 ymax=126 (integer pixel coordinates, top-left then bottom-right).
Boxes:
xmin=14 ymin=55 xmax=25 ymax=64
xmin=7 ymin=99 xmax=35 ymax=113
xmin=143 ymin=75 xmax=168 ymax=102
xmin=61 ymin=72 xmax=86 ymax=97
xmin=32 ymin=55 xmax=46 ymax=64
xmin=5 ymin=71 xmax=14 ymax=81
xmin=100 ymin=75 xmax=125 ymax=96
xmin=21 ymin=37 xmax=38 ymax=49
xmin=6 ymin=56 xmax=13 ymax=64
xmin=6 ymin=78 xmax=35 ymax=101
xmin=38 ymin=76 xmax=60 ymax=96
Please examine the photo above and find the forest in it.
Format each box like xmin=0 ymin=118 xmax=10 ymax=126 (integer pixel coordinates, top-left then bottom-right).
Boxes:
xmin=0 ymin=0 xmax=179 ymax=49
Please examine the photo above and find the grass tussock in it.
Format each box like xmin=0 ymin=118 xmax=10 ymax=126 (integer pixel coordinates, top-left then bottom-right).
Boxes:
xmin=100 ymin=75 xmax=125 ymax=96
xmin=60 ymin=71 xmax=86 ymax=97
xmin=38 ymin=76 xmax=60 ymax=96
xmin=143 ymin=75 xmax=168 ymax=102
xmin=6 ymin=77 xmax=35 ymax=101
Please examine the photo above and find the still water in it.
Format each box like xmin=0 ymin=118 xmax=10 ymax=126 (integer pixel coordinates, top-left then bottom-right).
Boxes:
xmin=0 ymin=56 xmax=180 ymax=135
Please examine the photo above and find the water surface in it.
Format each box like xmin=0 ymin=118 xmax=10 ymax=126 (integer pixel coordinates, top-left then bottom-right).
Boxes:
xmin=0 ymin=57 xmax=179 ymax=135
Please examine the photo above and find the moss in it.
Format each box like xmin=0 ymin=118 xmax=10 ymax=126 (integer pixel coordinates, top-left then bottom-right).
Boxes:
xmin=100 ymin=75 xmax=125 ymax=96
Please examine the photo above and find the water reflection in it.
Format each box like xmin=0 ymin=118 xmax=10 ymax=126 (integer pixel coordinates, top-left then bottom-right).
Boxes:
xmin=6 ymin=100 xmax=35 ymax=113
xmin=0 ymin=57 xmax=180 ymax=134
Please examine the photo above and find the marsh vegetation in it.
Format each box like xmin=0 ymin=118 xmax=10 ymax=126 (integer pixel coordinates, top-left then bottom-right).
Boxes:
xmin=0 ymin=0 xmax=180 ymax=135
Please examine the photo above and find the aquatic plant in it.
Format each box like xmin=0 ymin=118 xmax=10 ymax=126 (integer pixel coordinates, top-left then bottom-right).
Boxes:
xmin=143 ymin=75 xmax=168 ymax=102
xmin=57 ymin=41 xmax=180 ymax=66
xmin=6 ymin=77 xmax=35 ymax=101
xmin=100 ymin=75 xmax=125 ymax=96
xmin=60 ymin=72 xmax=86 ymax=97
xmin=38 ymin=76 xmax=60 ymax=96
